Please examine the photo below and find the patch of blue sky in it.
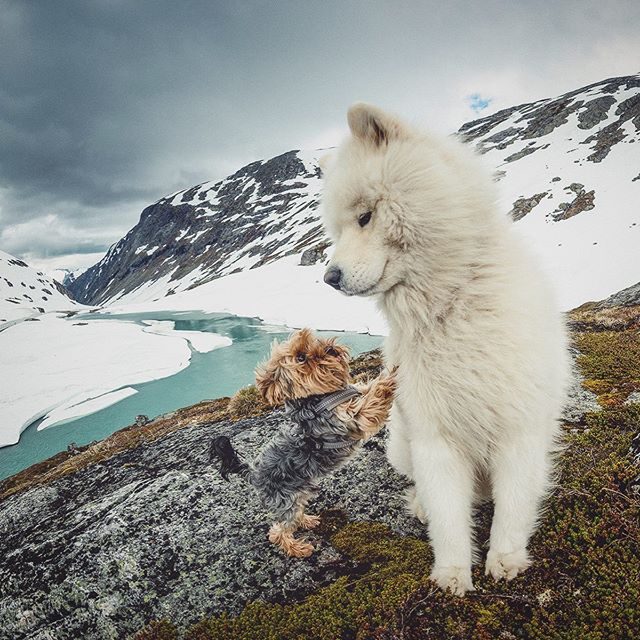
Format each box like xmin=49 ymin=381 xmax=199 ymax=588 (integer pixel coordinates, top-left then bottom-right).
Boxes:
xmin=467 ymin=93 xmax=493 ymax=114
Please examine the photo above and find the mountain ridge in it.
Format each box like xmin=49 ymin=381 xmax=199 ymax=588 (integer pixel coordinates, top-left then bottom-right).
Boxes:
xmin=68 ymin=74 xmax=640 ymax=310
xmin=70 ymin=150 xmax=324 ymax=305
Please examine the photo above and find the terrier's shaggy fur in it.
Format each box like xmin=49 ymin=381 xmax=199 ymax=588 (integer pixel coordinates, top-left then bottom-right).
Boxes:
xmin=211 ymin=328 xmax=396 ymax=557
xmin=320 ymin=104 xmax=570 ymax=594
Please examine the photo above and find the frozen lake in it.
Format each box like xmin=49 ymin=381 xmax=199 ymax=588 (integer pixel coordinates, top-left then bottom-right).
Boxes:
xmin=0 ymin=312 xmax=382 ymax=480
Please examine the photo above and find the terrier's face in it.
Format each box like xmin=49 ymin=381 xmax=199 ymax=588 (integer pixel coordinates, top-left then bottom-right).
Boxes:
xmin=255 ymin=328 xmax=351 ymax=405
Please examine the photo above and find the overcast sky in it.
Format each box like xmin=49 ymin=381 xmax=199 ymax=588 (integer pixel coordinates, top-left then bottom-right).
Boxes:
xmin=1 ymin=0 xmax=639 ymax=271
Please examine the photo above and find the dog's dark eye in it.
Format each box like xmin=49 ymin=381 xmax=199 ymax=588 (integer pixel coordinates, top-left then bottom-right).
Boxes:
xmin=358 ymin=211 xmax=372 ymax=228
xmin=296 ymin=352 xmax=307 ymax=363
xmin=325 ymin=347 xmax=338 ymax=357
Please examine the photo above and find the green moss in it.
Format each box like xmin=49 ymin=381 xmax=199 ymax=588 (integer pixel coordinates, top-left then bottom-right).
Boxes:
xmin=574 ymin=329 xmax=640 ymax=404
xmin=134 ymin=619 xmax=179 ymax=640
xmin=569 ymin=303 xmax=640 ymax=332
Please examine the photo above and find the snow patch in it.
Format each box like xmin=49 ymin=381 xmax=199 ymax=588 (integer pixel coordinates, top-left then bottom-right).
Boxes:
xmin=38 ymin=387 xmax=139 ymax=431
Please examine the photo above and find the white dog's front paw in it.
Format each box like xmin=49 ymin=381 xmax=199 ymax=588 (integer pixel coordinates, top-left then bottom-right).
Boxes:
xmin=485 ymin=548 xmax=531 ymax=581
xmin=430 ymin=565 xmax=474 ymax=596
xmin=404 ymin=486 xmax=427 ymax=523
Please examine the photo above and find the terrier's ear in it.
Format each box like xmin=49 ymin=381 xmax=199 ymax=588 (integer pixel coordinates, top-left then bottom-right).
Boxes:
xmin=255 ymin=360 xmax=286 ymax=406
xmin=324 ymin=337 xmax=350 ymax=360
xmin=333 ymin=342 xmax=350 ymax=361
xmin=347 ymin=103 xmax=408 ymax=148
xmin=255 ymin=339 xmax=287 ymax=406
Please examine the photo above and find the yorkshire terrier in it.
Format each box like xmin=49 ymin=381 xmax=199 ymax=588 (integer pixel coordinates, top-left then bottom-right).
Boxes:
xmin=211 ymin=328 xmax=396 ymax=558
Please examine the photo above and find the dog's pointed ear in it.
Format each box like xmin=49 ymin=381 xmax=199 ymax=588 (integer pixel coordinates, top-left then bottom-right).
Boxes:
xmin=255 ymin=339 xmax=287 ymax=406
xmin=325 ymin=337 xmax=350 ymax=361
xmin=347 ymin=103 xmax=407 ymax=147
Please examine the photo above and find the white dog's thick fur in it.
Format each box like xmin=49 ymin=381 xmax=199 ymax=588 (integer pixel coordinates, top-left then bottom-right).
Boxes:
xmin=320 ymin=104 xmax=569 ymax=595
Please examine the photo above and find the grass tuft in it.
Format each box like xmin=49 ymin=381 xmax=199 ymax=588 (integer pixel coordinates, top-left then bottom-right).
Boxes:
xmin=227 ymin=385 xmax=270 ymax=420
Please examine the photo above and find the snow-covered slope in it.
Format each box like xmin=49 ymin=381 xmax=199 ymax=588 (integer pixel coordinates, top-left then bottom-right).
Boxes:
xmin=0 ymin=250 xmax=82 ymax=325
xmin=70 ymin=74 xmax=639 ymax=312
xmin=459 ymin=74 xmax=640 ymax=307
xmin=105 ymin=254 xmax=387 ymax=335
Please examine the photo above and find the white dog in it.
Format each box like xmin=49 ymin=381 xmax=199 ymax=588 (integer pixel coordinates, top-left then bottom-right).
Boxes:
xmin=320 ymin=103 xmax=569 ymax=595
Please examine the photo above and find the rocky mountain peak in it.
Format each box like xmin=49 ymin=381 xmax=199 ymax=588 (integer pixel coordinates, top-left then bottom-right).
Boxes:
xmin=69 ymin=150 xmax=325 ymax=305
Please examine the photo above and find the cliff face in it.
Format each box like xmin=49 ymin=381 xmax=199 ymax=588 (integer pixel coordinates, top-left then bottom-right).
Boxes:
xmin=1 ymin=301 xmax=639 ymax=639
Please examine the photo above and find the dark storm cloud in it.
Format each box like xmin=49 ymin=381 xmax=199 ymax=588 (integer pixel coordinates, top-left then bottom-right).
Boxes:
xmin=0 ymin=0 xmax=639 ymax=265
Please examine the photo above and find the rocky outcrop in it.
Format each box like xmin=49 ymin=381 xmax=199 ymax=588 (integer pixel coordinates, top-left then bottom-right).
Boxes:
xmin=508 ymin=192 xmax=548 ymax=221
xmin=601 ymin=280 xmax=640 ymax=307
xmin=299 ymin=243 xmax=329 ymax=266
xmin=582 ymin=92 xmax=640 ymax=162
xmin=0 ymin=409 xmax=421 ymax=639
xmin=552 ymin=184 xmax=595 ymax=220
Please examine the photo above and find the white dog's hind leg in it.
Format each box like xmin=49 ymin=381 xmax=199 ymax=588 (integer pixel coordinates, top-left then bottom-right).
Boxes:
xmin=486 ymin=432 xmax=552 ymax=581
xmin=411 ymin=436 xmax=476 ymax=595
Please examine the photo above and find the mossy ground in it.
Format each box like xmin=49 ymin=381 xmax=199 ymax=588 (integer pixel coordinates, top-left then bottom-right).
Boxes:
xmin=574 ymin=330 xmax=640 ymax=406
xmin=134 ymin=314 xmax=640 ymax=638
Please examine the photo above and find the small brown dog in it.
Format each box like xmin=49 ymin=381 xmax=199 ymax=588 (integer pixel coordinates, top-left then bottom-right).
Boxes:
xmin=212 ymin=328 xmax=396 ymax=557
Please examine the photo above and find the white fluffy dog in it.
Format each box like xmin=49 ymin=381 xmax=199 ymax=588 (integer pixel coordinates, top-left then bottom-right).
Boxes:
xmin=320 ymin=103 xmax=569 ymax=595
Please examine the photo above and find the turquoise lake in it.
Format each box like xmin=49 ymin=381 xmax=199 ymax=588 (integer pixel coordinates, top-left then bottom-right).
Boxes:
xmin=0 ymin=312 xmax=383 ymax=481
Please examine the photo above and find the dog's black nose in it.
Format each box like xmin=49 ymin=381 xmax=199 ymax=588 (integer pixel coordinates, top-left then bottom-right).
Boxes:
xmin=324 ymin=266 xmax=342 ymax=290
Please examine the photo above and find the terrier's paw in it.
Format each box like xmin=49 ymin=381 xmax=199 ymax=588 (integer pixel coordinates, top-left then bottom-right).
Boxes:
xmin=404 ymin=486 xmax=427 ymax=523
xmin=299 ymin=514 xmax=321 ymax=530
xmin=485 ymin=548 xmax=530 ymax=581
xmin=286 ymin=539 xmax=315 ymax=558
xmin=430 ymin=565 xmax=474 ymax=596
xmin=269 ymin=524 xmax=315 ymax=558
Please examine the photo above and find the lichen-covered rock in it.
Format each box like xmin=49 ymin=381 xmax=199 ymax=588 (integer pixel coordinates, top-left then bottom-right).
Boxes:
xmin=562 ymin=353 xmax=601 ymax=422
xmin=508 ymin=192 xmax=548 ymax=221
xmin=0 ymin=411 xmax=421 ymax=639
